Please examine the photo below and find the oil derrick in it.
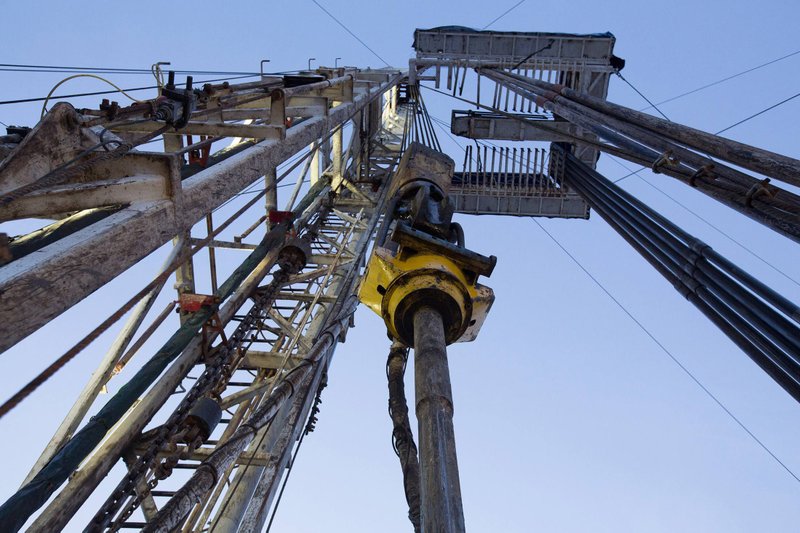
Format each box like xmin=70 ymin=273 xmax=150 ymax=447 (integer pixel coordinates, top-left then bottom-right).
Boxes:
xmin=0 ymin=27 xmax=799 ymax=533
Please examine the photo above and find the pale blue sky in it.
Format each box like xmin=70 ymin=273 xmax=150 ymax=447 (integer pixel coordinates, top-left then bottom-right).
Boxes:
xmin=1 ymin=1 xmax=800 ymax=531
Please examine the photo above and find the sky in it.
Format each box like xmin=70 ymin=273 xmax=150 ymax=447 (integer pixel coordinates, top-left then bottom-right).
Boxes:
xmin=1 ymin=1 xmax=800 ymax=531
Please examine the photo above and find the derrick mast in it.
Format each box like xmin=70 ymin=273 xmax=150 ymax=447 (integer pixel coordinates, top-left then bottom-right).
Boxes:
xmin=0 ymin=26 xmax=798 ymax=533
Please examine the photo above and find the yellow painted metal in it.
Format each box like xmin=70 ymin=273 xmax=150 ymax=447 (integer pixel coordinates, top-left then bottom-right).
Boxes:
xmin=358 ymin=246 xmax=494 ymax=346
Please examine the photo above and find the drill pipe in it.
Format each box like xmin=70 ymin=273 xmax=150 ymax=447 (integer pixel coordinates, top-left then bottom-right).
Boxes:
xmin=413 ymin=307 xmax=465 ymax=533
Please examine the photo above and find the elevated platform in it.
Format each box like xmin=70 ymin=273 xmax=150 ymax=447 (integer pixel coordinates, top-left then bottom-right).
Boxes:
xmin=411 ymin=27 xmax=621 ymax=219
xmin=450 ymin=110 xmax=584 ymax=143
xmin=449 ymin=146 xmax=589 ymax=219
xmin=412 ymin=28 xmax=618 ymax=73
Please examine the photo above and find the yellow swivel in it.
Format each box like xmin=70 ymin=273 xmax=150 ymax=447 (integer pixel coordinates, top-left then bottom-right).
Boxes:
xmin=358 ymin=143 xmax=495 ymax=347
xmin=358 ymin=244 xmax=494 ymax=346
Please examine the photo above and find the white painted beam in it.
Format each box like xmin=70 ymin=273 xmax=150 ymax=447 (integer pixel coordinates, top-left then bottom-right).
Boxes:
xmin=0 ymin=71 xmax=402 ymax=354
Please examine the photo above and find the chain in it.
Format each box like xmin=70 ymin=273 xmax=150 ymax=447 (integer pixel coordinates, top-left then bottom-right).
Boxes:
xmin=90 ymin=212 xmax=329 ymax=531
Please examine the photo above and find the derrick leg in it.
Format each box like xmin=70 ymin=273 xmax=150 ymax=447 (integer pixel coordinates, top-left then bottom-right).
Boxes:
xmin=413 ymin=306 xmax=465 ymax=533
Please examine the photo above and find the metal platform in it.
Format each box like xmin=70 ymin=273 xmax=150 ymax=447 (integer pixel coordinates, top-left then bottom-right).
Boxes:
xmin=450 ymin=110 xmax=583 ymax=143
xmin=410 ymin=27 xmax=621 ymax=219
xmin=412 ymin=27 xmax=618 ymax=74
xmin=449 ymin=146 xmax=589 ymax=218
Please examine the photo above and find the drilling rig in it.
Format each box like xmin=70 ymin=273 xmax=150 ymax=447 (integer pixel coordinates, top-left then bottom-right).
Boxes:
xmin=0 ymin=27 xmax=799 ymax=532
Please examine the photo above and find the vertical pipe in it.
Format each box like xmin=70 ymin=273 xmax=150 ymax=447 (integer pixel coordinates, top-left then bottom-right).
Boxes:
xmin=467 ymin=145 xmax=473 ymax=181
xmin=526 ymin=69 xmax=533 ymax=113
xmin=321 ymin=137 xmax=331 ymax=173
xmin=512 ymin=69 xmax=519 ymax=111
xmin=265 ymin=167 xmax=278 ymax=228
xmin=206 ymin=214 xmax=219 ymax=293
xmin=525 ymin=148 xmax=531 ymax=192
xmin=332 ymin=126 xmax=343 ymax=178
xmin=490 ymin=147 xmax=497 ymax=191
xmin=476 ymin=72 xmax=481 ymax=109
xmin=285 ymin=144 xmax=316 ymax=211
xmin=310 ymin=142 xmax=320 ymax=185
xmin=174 ymin=231 xmax=196 ymax=325
xmin=413 ymin=307 xmax=465 ymax=533
xmin=482 ymin=145 xmax=488 ymax=188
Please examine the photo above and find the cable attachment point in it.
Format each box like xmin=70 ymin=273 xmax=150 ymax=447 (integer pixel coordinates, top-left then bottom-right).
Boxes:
xmin=651 ymin=149 xmax=680 ymax=174
xmin=745 ymin=178 xmax=777 ymax=206
xmin=154 ymin=71 xmax=197 ymax=128
xmin=689 ymin=163 xmax=716 ymax=187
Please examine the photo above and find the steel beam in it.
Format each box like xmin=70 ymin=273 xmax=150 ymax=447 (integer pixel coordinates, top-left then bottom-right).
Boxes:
xmin=0 ymin=70 xmax=402 ymax=354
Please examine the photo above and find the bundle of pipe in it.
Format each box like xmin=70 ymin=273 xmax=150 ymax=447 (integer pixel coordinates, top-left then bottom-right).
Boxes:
xmin=552 ymin=144 xmax=800 ymax=403
xmin=479 ymin=68 xmax=800 ymax=243
xmin=408 ymin=84 xmax=442 ymax=152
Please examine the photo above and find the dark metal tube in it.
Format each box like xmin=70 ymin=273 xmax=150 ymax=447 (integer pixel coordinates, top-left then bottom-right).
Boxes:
xmin=510 ymin=69 xmax=800 ymax=189
xmin=569 ymin=161 xmax=800 ymax=356
xmin=562 ymin=156 xmax=800 ymax=401
xmin=570 ymin=174 xmax=800 ymax=400
xmin=413 ymin=307 xmax=465 ymax=533
xmin=571 ymin=151 xmax=800 ymax=321
xmin=492 ymin=69 xmax=800 ymax=210
xmin=486 ymin=69 xmax=800 ymax=241
xmin=568 ymin=159 xmax=800 ymax=356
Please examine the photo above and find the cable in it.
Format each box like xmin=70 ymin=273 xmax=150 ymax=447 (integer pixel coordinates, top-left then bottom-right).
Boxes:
xmin=481 ymin=0 xmax=526 ymax=30
xmin=615 ymin=64 xmax=800 ymax=150
xmin=0 ymin=62 xmax=264 ymax=75
xmin=310 ymin=0 xmax=392 ymax=68
xmin=615 ymin=71 xmax=670 ymax=121
xmin=642 ymin=48 xmax=800 ymax=111
xmin=715 ymin=91 xmax=800 ymax=135
xmin=512 ymin=39 xmax=554 ymax=70
xmin=429 ymin=115 xmax=481 ymax=169
xmin=531 ymin=217 xmax=800 ymax=484
xmin=0 ymin=74 xmax=260 ymax=106
xmin=40 ymin=74 xmax=144 ymax=118
xmin=211 ymin=148 xmax=311 ymax=214
xmin=386 ymin=341 xmax=421 ymax=532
